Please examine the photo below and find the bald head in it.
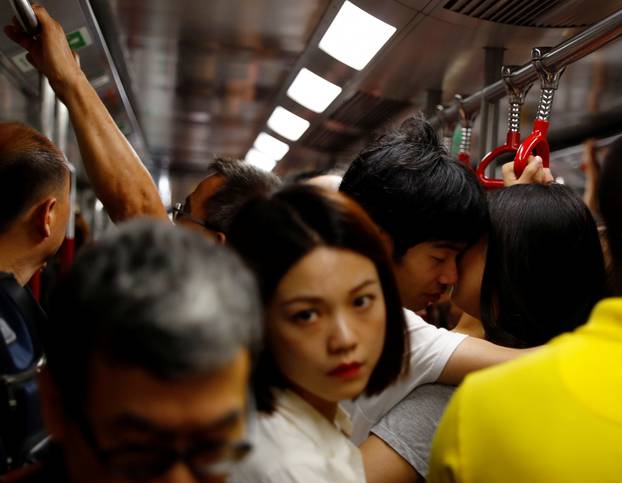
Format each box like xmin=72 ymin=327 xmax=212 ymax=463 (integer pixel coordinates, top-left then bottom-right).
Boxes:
xmin=0 ymin=122 xmax=68 ymax=233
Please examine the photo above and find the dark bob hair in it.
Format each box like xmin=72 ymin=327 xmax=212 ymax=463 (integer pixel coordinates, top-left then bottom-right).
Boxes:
xmin=480 ymin=183 xmax=607 ymax=348
xmin=228 ymin=184 xmax=408 ymax=413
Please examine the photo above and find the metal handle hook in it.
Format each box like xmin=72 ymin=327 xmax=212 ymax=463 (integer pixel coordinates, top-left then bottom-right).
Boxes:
xmin=532 ymin=47 xmax=565 ymax=90
xmin=501 ymin=65 xmax=532 ymax=105
xmin=454 ymin=94 xmax=477 ymax=128
xmin=436 ymin=104 xmax=455 ymax=151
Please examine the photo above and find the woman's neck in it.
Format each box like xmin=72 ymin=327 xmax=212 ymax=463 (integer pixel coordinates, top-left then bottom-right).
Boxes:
xmin=292 ymin=386 xmax=338 ymax=421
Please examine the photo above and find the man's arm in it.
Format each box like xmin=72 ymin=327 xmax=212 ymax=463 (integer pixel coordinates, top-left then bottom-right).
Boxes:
xmin=5 ymin=6 xmax=168 ymax=223
xmin=437 ymin=336 xmax=536 ymax=385
xmin=361 ymin=435 xmax=422 ymax=483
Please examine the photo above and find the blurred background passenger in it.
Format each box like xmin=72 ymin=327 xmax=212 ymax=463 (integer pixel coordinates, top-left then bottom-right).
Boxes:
xmin=0 ymin=122 xmax=71 ymax=473
xmin=428 ymin=137 xmax=622 ymax=483
xmin=227 ymin=185 xmax=407 ymax=483
xmin=363 ymin=181 xmax=607 ymax=483
xmin=172 ymin=158 xmax=280 ymax=242
xmin=3 ymin=220 xmax=262 ymax=483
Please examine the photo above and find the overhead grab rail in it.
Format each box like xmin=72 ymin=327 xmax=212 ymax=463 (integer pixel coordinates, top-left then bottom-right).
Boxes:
xmin=477 ymin=65 xmax=532 ymax=189
xmin=9 ymin=0 xmax=39 ymax=36
xmin=429 ymin=9 xmax=622 ymax=128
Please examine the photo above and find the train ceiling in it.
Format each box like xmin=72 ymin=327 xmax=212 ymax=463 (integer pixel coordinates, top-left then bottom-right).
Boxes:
xmin=1 ymin=0 xmax=621 ymax=176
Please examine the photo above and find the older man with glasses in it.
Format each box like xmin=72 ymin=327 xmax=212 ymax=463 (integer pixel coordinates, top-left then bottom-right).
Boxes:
xmin=2 ymin=220 xmax=262 ymax=483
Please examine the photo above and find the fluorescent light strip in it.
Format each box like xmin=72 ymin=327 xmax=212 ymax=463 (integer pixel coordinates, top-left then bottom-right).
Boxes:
xmin=267 ymin=106 xmax=311 ymax=141
xmin=246 ymin=148 xmax=277 ymax=172
xmin=253 ymin=132 xmax=290 ymax=160
xmin=319 ymin=1 xmax=396 ymax=71
xmin=287 ymin=68 xmax=342 ymax=113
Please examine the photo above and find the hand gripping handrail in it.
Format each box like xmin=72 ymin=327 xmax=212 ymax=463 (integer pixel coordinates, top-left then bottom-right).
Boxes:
xmin=9 ymin=0 xmax=40 ymax=36
xmin=454 ymin=94 xmax=477 ymax=168
xmin=513 ymin=48 xmax=565 ymax=177
xmin=477 ymin=66 xmax=532 ymax=189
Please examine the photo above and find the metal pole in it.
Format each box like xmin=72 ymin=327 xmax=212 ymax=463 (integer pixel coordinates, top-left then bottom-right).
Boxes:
xmin=430 ymin=8 xmax=622 ymax=127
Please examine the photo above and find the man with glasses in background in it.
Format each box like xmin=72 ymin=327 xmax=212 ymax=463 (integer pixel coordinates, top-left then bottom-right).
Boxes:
xmin=170 ymin=158 xmax=280 ymax=243
xmin=2 ymin=220 xmax=262 ymax=483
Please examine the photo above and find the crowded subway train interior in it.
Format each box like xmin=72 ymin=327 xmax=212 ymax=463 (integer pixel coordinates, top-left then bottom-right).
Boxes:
xmin=0 ymin=0 xmax=622 ymax=482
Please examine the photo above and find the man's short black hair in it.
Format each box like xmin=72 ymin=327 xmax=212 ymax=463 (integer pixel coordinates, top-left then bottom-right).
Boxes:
xmin=340 ymin=116 xmax=488 ymax=258
xmin=0 ymin=122 xmax=68 ymax=233
xmin=44 ymin=219 xmax=262 ymax=414
xmin=200 ymin=158 xmax=281 ymax=235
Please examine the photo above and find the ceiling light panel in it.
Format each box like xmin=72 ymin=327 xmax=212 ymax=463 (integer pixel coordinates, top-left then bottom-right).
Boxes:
xmin=253 ymin=132 xmax=290 ymax=160
xmin=267 ymin=107 xmax=311 ymax=141
xmin=287 ymin=68 xmax=342 ymax=113
xmin=319 ymin=1 xmax=397 ymax=71
xmin=246 ymin=148 xmax=277 ymax=172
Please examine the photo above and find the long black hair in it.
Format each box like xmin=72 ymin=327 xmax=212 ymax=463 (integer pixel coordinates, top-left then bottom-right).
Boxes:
xmin=480 ymin=183 xmax=607 ymax=347
xmin=228 ymin=184 xmax=408 ymax=412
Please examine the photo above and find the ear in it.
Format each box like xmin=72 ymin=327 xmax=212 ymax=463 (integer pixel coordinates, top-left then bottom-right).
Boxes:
xmin=37 ymin=367 xmax=68 ymax=440
xmin=377 ymin=228 xmax=395 ymax=258
xmin=33 ymin=197 xmax=58 ymax=239
xmin=215 ymin=231 xmax=226 ymax=244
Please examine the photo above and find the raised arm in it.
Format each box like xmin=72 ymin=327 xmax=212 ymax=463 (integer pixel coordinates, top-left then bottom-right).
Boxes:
xmin=5 ymin=5 xmax=168 ymax=223
xmin=502 ymin=155 xmax=554 ymax=187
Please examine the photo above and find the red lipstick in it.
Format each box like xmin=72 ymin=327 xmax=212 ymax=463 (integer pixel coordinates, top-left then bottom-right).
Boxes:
xmin=328 ymin=362 xmax=363 ymax=378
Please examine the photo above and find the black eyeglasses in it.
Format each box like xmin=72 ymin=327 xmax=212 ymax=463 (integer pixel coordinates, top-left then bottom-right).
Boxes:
xmin=76 ymin=413 xmax=252 ymax=480
xmin=172 ymin=202 xmax=221 ymax=233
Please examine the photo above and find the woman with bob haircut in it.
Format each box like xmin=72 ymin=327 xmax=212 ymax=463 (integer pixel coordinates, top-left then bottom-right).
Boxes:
xmin=227 ymin=184 xmax=408 ymax=482
xmin=452 ymin=183 xmax=607 ymax=348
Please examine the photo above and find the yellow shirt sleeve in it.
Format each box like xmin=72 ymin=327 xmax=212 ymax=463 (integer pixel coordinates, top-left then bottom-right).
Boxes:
xmin=428 ymin=384 xmax=465 ymax=483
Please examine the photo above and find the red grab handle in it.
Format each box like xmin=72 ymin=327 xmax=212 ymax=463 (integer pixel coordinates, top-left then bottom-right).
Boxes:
xmin=458 ymin=152 xmax=471 ymax=167
xmin=514 ymin=119 xmax=550 ymax=178
xmin=476 ymin=130 xmax=522 ymax=190
xmin=477 ymin=145 xmax=514 ymax=189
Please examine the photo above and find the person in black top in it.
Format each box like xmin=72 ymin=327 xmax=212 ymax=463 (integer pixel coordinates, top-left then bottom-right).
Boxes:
xmin=0 ymin=122 xmax=71 ymax=472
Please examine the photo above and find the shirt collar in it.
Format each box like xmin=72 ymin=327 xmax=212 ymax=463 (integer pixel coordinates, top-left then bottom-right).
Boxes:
xmin=274 ymin=389 xmax=354 ymax=441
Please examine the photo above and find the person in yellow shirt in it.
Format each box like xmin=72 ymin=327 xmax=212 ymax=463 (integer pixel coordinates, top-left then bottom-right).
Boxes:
xmin=428 ymin=137 xmax=622 ymax=483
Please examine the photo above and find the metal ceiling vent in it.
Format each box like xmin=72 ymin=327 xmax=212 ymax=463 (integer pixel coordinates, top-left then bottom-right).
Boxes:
xmin=443 ymin=0 xmax=589 ymax=28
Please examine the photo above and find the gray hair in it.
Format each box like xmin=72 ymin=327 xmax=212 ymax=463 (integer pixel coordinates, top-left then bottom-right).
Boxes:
xmin=201 ymin=158 xmax=281 ymax=234
xmin=44 ymin=219 xmax=262 ymax=408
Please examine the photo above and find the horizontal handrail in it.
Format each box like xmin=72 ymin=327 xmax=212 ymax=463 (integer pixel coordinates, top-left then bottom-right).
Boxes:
xmin=430 ymin=9 xmax=622 ymax=126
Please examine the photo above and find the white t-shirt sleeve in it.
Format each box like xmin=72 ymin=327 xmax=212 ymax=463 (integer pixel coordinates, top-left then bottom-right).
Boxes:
xmin=345 ymin=309 xmax=467 ymax=444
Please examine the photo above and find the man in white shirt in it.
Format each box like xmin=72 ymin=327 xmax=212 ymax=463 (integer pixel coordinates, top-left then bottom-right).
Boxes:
xmin=339 ymin=119 xmax=525 ymax=449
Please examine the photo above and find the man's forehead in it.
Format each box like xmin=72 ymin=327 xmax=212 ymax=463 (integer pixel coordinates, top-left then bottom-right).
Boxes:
xmin=431 ymin=241 xmax=466 ymax=251
xmin=191 ymin=174 xmax=227 ymax=200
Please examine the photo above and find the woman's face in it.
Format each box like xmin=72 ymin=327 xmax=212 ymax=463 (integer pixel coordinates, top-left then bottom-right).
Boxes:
xmin=451 ymin=238 xmax=487 ymax=319
xmin=266 ymin=247 xmax=387 ymax=406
